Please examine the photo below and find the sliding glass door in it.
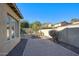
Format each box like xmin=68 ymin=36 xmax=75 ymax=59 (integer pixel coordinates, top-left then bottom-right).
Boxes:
xmin=7 ymin=14 xmax=16 ymax=40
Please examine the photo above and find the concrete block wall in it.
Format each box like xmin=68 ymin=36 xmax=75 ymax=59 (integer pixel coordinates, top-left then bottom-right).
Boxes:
xmin=56 ymin=24 xmax=79 ymax=48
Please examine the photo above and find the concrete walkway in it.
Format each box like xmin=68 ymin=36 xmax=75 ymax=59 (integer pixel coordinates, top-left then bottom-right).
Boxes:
xmin=7 ymin=39 xmax=28 ymax=56
xmin=23 ymin=39 xmax=78 ymax=56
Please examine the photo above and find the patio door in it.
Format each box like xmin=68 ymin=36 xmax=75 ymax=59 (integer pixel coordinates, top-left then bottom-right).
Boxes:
xmin=10 ymin=19 xmax=15 ymax=40
xmin=7 ymin=14 xmax=16 ymax=40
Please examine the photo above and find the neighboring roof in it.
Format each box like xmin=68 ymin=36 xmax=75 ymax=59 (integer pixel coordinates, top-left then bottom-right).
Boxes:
xmin=71 ymin=18 xmax=79 ymax=22
xmin=60 ymin=21 xmax=68 ymax=23
xmin=54 ymin=21 xmax=69 ymax=25
xmin=7 ymin=3 xmax=23 ymax=19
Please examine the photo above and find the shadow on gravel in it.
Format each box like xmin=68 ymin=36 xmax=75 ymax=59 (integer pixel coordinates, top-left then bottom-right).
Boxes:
xmin=7 ymin=39 xmax=28 ymax=56
xmin=57 ymin=41 xmax=79 ymax=55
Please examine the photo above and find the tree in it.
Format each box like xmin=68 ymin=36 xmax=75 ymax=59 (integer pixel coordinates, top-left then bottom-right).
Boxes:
xmin=20 ymin=21 xmax=29 ymax=34
xmin=30 ymin=21 xmax=41 ymax=31
xmin=20 ymin=21 xmax=29 ymax=29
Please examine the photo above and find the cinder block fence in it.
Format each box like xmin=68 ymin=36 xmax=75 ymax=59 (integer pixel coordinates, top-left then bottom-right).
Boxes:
xmin=56 ymin=24 xmax=79 ymax=48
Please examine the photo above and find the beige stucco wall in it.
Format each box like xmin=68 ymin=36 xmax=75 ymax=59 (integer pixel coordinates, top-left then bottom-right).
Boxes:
xmin=39 ymin=29 xmax=53 ymax=38
xmin=0 ymin=4 xmax=21 ymax=55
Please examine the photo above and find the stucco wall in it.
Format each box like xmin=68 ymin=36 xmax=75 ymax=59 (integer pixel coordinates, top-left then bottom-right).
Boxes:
xmin=0 ymin=4 xmax=21 ymax=55
xmin=39 ymin=29 xmax=53 ymax=38
xmin=56 ymin=24 xmax=79 ymax=48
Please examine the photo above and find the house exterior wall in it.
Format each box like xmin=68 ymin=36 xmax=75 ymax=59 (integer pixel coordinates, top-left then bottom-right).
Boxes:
xmin=72 ymin=22 xmax=79 ymax=24
xmin=53 ymin=23 xmax=61 ymax=28
xmin=53 ymin=22 xmax=69 ymax=28
xmin=0 ymin=4 xmax=21 ymax=55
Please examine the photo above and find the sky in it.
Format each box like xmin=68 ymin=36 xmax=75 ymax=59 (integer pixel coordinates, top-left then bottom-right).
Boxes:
xmin=16 ymin=3 xmax=79 ymax=24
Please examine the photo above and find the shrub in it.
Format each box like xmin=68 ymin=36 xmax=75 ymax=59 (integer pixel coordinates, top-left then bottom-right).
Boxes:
xmin=49 ymin=30 xmax=58 ymax=42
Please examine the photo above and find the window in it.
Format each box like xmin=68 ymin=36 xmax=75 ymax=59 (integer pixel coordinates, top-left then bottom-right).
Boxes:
xmin=7 ymin=25 xmax=10 ymax=40
xmin=7 ymin=14 xmax=17 ymax=40
xmin=6 ymin=15 xmax=10 ymax=40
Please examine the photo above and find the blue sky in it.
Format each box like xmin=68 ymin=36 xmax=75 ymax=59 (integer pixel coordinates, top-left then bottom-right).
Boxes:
xmin=17 ymin=3 xmax=79 ymax=24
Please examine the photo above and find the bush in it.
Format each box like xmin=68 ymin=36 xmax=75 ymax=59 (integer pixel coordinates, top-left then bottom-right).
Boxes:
xmin=20 ymin=29 xmax=26 ymax=34
xmin=49 ymin=30 xmax=58 ymax=42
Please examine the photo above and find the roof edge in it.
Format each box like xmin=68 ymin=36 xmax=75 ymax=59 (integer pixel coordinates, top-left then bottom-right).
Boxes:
xmin=7 ymin=3 xmax=23 ymax=19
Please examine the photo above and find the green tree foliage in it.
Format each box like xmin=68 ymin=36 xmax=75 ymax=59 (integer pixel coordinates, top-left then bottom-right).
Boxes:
xmin=30 ymin=21 xmax=41 ymax=31
xmin=20 ymin=21 xmax=29 ymax=34
xmin=20 ymin=21 xmax=29 ymax=29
